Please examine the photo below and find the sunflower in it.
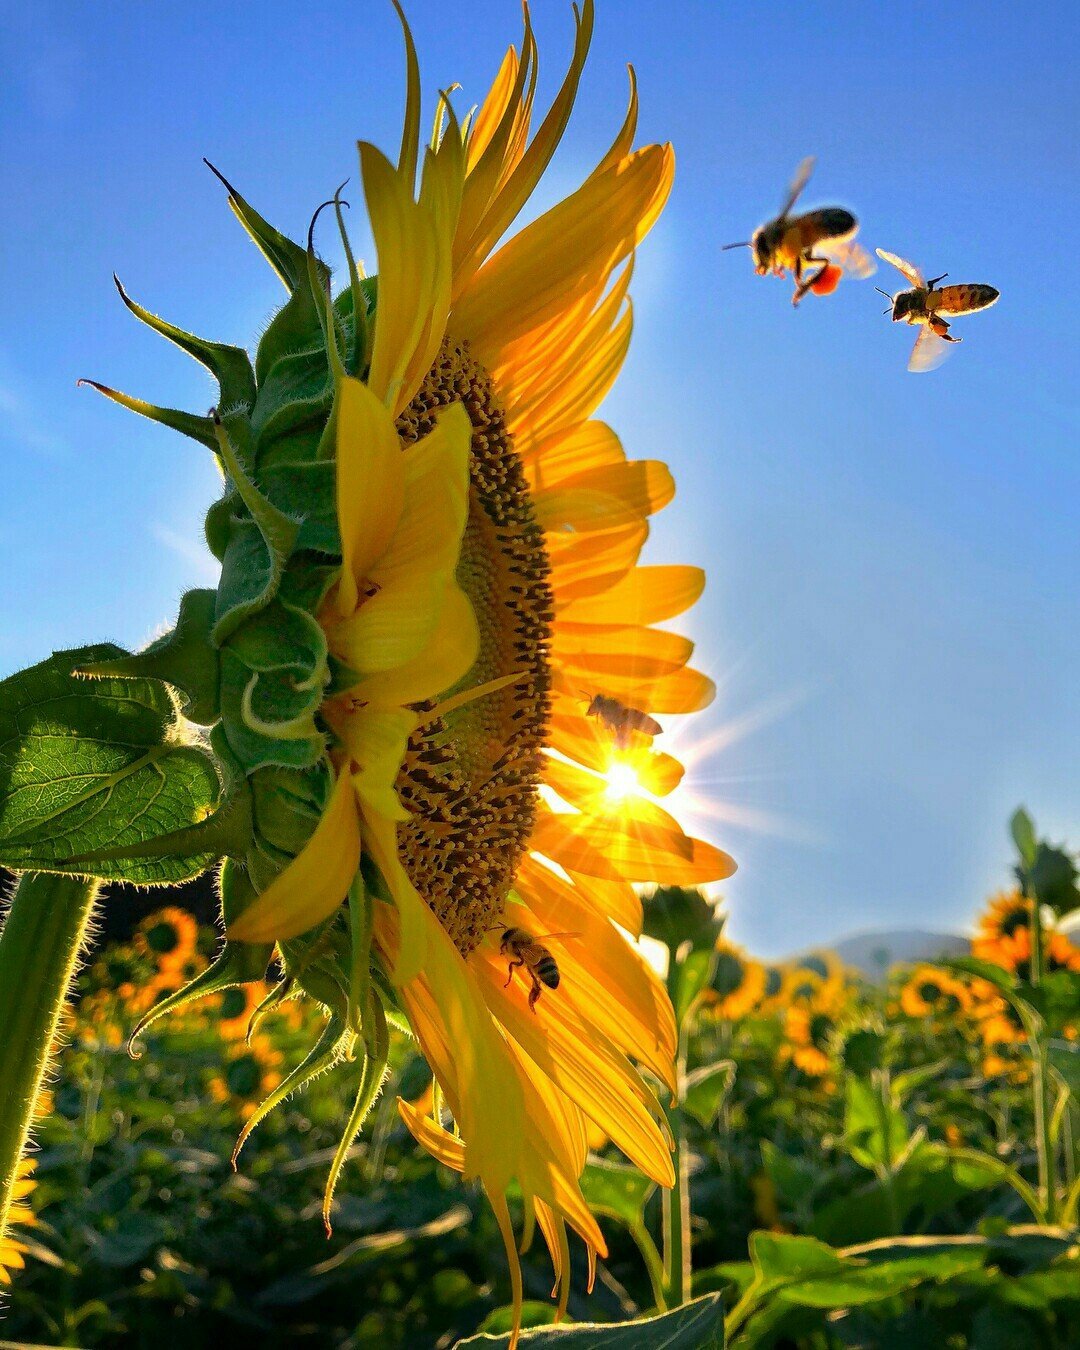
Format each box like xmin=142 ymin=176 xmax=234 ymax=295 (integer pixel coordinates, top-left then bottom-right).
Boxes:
xmin=133 ymin=906 xmax=200 ymax=972
xmin=0 ymin=1159 xmax=37 ymax=1286
xmin=781 ymin=1005 xmax=835 ymax=1080
xmin=215 ymin=981 xmax=268 ymax=1040
xmin=972 ymin=890 xmax=1080 ymax=980
xmin=899 ymin=965 xmax=972 ymax=1019
xmin=704 ymin=940 xmax=767 ymax=1021
xmin=209 ymin=1035 xmax=284 ymax=1121
xmin=223 ymin=2 xmax=733 ymax=1326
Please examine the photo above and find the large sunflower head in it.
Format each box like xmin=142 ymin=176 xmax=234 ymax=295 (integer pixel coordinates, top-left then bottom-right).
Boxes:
xmin=899 ymin=965 xmax=972 ymax=1019
xmin=82 ymin=2 xmax=734 ymax=1334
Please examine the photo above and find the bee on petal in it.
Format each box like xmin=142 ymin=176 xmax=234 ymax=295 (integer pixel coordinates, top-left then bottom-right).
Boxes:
xmin=876 ymin=249 xmax=1000 ymax=372
xmin=500 ymin=928 xmax=574 ymax=1012
xmin=724 ymin=157 xmax=875 ymax=305
xmin=585 ymin=693 xmax=662 ymax=749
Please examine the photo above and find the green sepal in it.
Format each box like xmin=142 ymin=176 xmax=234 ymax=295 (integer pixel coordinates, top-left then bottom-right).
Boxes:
xmin=226 ymin=597 xmax=327 ymax=678
xmin=203 ymin=159 xmax=324 ymax=296
xmin=231 ymin=1013 xmax=352 ymax=1168
xmin=211 ymin=415 xmax=300 ymax=644
xmin=0 ymin=645 xmax=220 ymax=884
xmin=127 ymin=936 xmax=271 ymax=1058
xmin=204 ymin=489 xmax=238 ymax=562
xmin=250 ymin=347 xmax=332 ymax=454
xmin=76 ymin=379 xmax=217 ymax=450
xmin=280 ymin=922 xmax=351 ymax=1019
xmin=78 ymin=588 xmax=221 ymax=725
xmin=219 ymin=650 xmax=324 ymax=773
xmin=260 ymin=460 xmax=339 ymax=554
xmin=112 ymin=274 xmax=256 ymax=412
xmin=249 ymin=762 xmax=328 ymax=859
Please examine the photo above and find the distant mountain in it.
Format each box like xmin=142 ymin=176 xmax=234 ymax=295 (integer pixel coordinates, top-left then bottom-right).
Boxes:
xmin=806 ymin=929 xmax=970 ymax=980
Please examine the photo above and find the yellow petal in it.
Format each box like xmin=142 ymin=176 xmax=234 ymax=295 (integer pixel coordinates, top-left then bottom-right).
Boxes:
xmin=547 ymin=518 xmax=648 ymax=603
xmin=521 ymin=420 xmax=625 ymax=492
xmin=550 ymin=458 xmax=675 ymax=521
xmin=345 ymin=709 xmax=419 ymax=822
xmin=560 ymin=564 xmax=705 ymax=625
xmin=333 ymin=404 xmax=471 ymax=672
xmin=455 ymin=144 xmax=673 ymax=366
xmin=334 ymin=375 xmax=406 ymax=615
xmin=345 ymin=582 xmax=479 ymax=709
xmin=228 ymin=770 xmax=360 ymax=943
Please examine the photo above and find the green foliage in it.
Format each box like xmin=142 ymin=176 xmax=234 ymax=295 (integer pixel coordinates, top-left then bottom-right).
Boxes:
xmin=456 ymin=1295 xmax=725 ymax=1347
xmin=0 ymin=647 xmax=220 ymax=883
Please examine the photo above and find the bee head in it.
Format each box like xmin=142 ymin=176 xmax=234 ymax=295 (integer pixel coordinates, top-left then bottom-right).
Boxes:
xmin=891 ymin=291 xmax=918 ymax=322
xmin=751 ymin=227 xmax=772 ymax=275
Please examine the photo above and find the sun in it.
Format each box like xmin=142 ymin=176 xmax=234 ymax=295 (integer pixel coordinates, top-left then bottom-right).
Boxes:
xmin=604 ymin=760 xmax=644 ymax=803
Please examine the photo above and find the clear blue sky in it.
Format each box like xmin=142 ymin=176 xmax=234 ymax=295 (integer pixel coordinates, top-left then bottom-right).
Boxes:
xmin=2 ymin=1 xmax=1077 ymax=954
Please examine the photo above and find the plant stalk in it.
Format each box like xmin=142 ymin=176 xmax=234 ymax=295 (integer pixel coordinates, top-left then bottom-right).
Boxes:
xmin=1026 ymin=888 xmax=1059 ymax=1222
xmin=0 ymin=871 xmax=100 ymax=1241
xmin=662 ymin=956 xmax=692 ymax=1307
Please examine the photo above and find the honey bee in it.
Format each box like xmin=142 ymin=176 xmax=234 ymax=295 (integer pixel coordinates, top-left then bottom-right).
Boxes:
xmin=500 ymin=928 xmax=570 ymax=1012
xmin=875 ymin=250 xmax=1000 ymax=372
xmin=585 ymin=694 xmax=662 ymax=749
xmin=723 ymin=156 xmax=875 ymax=305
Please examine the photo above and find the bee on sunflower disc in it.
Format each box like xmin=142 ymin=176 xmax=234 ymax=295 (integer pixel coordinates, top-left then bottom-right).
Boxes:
xmin=876 ymin=249 xmax=1000 ymax=371
xmin=500 ymin=928 xmax=573 ymax=1012
xmin=723 ymin=156 xmax=874 ymax=305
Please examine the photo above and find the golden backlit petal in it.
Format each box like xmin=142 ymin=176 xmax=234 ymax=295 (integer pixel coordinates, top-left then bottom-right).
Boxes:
xmin=346 ymin=582 xmax=479 ymax=710
xmin=552 ymin=622 xmax=694 ymax=677
xmin=560 ymin=564 xmax=705 ymax=624
xmin=513 ymin=869 xmax=676 ymax=1087
xmin=521 ymin=420 xmax=626 ymax=493
xmin=566 ymin=870 xmax=644 ymax=940
xmin=508 ymin=306 xmax=633 ymax=451
xmin=581 ymin=815 xmax=736 ymax=886
xmin=228 ymin=770 xmax=360 ymax=943
xmin=334 ymin=375 xmax=406 ymax=614
xmin=588 ymin=65 xmax=639 ymax=181
xmin=534 ymin=488 xmax=644 ymax=537
xmin=361 ymin=141 xmax=445 ymax=415
xmin=392 ymin=0 xmax=421 ymax=184
xmin=454 ymin=0 xmax=594 ymax=300
xmin=347 ymin=709 xmax=420 ymax=823
xmin=552 ymin=459 xmax=675 ymax=521
xmin=546 ymin=705 xmax=684 ymax=797
xmin=546 ymin=519 xmax=649 ymax=603
xmin=466 ymin=46 xmax=521 ymax=171
xmin=364 ymin=817 xmax=430 ymax=989
xmin=334 ymin=405 xmax=471 ymax=672
xmin=529 ymin=806 xmax=625 ymax=882
xmin=399 ymin=1096 xmax=466 ymax=1170
xmin=474 ymin=947 xmax=674 ymax=1187
xmin=635 ymin=665 xmax=717 ymax=713
xmin=455 ymin=144 xmax=673 ymax=365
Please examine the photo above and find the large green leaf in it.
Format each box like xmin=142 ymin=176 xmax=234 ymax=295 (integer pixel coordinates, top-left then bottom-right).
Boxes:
xmin=579 ymin=1158 xmax=655 ymax=1230
xmin=454 ymin=1293 xmax=725 ymax=1347
xmin=0 ymin=646 xmax=220 ymax=883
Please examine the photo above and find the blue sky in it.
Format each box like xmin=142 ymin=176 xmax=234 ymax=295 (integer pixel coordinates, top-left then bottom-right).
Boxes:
xmin=2 ymin=1 xmax=1077 ymax=954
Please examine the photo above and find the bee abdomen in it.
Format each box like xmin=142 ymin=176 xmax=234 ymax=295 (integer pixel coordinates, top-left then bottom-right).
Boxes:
xmin=536 ymin=955 xmax=560 ymax=989
xmin=814 ymin=207 xmax=857 ymax=239
xmin=939 ymin=283 xmax=1000 ymax=314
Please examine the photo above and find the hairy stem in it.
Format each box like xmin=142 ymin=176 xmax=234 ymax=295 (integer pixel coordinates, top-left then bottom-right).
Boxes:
xmin=662 ymin=957 xmax=692 ymax=1307
xmin=0 ymin=872 xmax=100 ymax=1241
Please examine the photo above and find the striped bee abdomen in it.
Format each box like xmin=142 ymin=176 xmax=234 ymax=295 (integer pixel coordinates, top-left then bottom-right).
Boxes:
xmin=536 ymin=953 xmax=560 ymax=988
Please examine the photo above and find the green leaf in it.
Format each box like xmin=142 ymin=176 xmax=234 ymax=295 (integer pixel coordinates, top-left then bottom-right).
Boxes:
xmin=672 ymin=946 xmax=718 ymax=1025
xmin=750 ymin=1232 xmax=845 ymax=1286
xmin=1028 ymin=842 xmax=1080 ymax=915
xmin=779 ymin=1249 xmax=985 ymax=1308
xmin=1048 ymin=1039 xmax=1080 ymax=1096
xmin=579 ymin=1158 xmax=655 ymax=1230
xmin=760 ymin=1140 xmax=819 ymax=1208
xmin=454 ymin=1293 xmax=725 ymax=1347
xmin=683 ymin=1060 xmax=735 ymax=1128
xmin=1010 ymin=807 xmax=1038 ymax=868
xmin=844 ymin=1077 xmax=909 ymax=1173
xmin=0 ymin=646 xmax=220 ymax=883
xmin=945 ymin=957 xmax=1018 ymax=993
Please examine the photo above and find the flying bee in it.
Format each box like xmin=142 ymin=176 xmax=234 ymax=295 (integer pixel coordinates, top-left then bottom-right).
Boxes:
xmin=500 ymin=928 xmax=573 ymax=1012
xmin=585 ymin=693 xmax=662 ymax=749
xmin=875 ymin=249 xmax=1000 ymax=372
xmin=723 ymin=156 xmax=875 ymax=305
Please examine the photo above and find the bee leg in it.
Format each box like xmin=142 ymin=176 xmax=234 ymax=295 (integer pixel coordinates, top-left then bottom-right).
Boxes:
xmin=528 ymin=974 xmax=543 ymax=1013
xmin=929 ymin=315 xmax=961 ymax=343
xmin=504 ymin=958 xmax=524 ymax=988
xmin=793 ymin=255 xmax=829 ymax=305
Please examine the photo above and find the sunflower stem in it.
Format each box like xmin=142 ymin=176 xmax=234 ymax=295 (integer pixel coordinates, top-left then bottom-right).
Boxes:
xmin=1025 ymin=883 xmax=1059 ymax=1222
xmin=0 ymin=871 xmax=100 ymax=1246
xmin=661 ymin=957 xmax=692 ymax=1307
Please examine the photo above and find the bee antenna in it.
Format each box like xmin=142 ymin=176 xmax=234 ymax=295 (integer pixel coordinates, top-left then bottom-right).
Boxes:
xmin=721 ymin=241 xmax=751 ymax=251
xmin=875 ymin=287 xmax=892 ymax=300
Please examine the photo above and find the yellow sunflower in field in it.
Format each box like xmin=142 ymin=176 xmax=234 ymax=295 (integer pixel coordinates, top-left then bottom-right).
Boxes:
xmin=704 ymin=940 xmax=767 ymax=1021
xmin=133 ymin=906 xmax=200 ymax=973
xmin=227 ymin=1 xmax=733 ymax=1325
xmin=972 ymin=890 xmax=1080 ymax=979
xmin=209 ymin=1035 xmax=284 ymax=1121
xmin=0 ymin=1159 xmax=37 ymax=1286
xmin=899 ymin=965 xmax=972 ymax=1019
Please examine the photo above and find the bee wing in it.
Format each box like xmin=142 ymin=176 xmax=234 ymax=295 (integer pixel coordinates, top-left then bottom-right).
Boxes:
xmin=779 ymin=156 xmax=816 ymax=219
xmin=876 ymin=249 xmax=925 ymax=288
xmin=908 ymin=325 xmax=952 ymax=373
xmin=824 ymin=240 xmax=876 ymax=279
xmin=529 ymin=932 xmax=581 ymax=944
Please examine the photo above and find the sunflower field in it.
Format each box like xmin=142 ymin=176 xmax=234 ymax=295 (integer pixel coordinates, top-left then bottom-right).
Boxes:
xmin=1 ymin=808 xmax=1077 ymax=1348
